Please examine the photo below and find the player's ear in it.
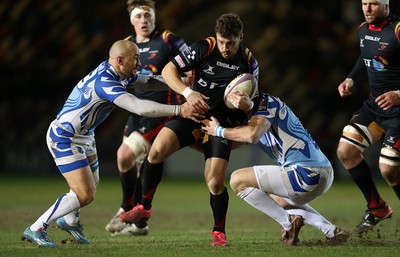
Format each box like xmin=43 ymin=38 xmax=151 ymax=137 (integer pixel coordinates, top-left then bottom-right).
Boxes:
xmin=384 ymin=4 xmax=390 ymax=13
xmin=116 ymin=56 xmax=124 ymax=65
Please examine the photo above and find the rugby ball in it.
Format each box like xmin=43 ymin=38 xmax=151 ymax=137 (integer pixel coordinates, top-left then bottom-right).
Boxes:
xmin=224 ymin=73 xmax=257 ymax=109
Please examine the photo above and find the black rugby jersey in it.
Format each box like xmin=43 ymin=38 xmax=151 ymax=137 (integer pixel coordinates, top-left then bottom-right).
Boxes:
xmin=349 ymin=14 xmax=400 ymax=99
xmin=171 ymin=36 xmax=259 ymax=118
xmin=126 ymin=28 xmax=187 ymax=105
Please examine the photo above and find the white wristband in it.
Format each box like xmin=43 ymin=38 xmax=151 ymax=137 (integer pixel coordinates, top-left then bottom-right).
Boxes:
xmin=345 ymin=78 xmax=354 ymax=88
xmin=214 ymin=125 xmax=225 ymax=138
xmin=182 ymin=87 xmax=195 ymax=99
xmin=395 ymin=90 xmax=400 ymax=98
xmin=172 ymin=105 xmax=181 ymax=116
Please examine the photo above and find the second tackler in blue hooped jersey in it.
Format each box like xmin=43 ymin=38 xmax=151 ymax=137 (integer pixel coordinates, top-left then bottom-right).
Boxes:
xmin=254 ymin=93 xmax=331 ymax=168
xmin=56 ymin=61 xmax=137 ymax=135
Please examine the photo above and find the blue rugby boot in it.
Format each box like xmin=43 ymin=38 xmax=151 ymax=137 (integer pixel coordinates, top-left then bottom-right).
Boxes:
xmin=22 ymin=227 xmax=57 ymax=247
xmin=56 ymin=217 xmax=89 ymax=244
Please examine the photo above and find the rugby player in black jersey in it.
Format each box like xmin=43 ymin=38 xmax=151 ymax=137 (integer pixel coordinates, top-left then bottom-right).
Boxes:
xmin=120 ymin=13 xmax=259 ymax=246
xmin=105 ymin=0 xmax=190 ymax=236
xmin=337 ymin=0 xmax=400 ymax=234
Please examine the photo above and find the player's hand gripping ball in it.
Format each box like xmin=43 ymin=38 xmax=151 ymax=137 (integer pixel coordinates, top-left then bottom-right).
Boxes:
xmin=224 ymin=73 xmax=257 ymax=109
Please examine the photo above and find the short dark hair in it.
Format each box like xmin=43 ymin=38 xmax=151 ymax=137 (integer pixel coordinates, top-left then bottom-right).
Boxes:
xmin=126 ymin=0 xmax=155 ymax=13
xmin=215 ymin=13 xmax=243 ymax=38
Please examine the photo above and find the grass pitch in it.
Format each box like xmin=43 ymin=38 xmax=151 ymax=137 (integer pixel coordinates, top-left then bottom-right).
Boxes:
xmin=0 ymin=175 xmax=399 ymax=257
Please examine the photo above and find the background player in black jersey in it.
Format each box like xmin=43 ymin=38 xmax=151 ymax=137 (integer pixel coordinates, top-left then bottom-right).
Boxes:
xmin=337 ymin=0 xmax=400 ymax=234
xmin=105 ymin=0 xmax=190 ymax=236
xmin=120 ymin=13 xmax=259 ymax=246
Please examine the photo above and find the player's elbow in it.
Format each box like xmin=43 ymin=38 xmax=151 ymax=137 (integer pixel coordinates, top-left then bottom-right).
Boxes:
xmin=247 ymin=136 xmax=259 ymax=144
xmin=246 ymin=130 xmax=262 ymax=144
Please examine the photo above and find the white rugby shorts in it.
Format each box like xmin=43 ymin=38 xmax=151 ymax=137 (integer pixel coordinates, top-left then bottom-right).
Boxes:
xmin=254 ymin=165 xmax=333 ymax=205
xmin=46 ymin=120 xmax=97 ymax=173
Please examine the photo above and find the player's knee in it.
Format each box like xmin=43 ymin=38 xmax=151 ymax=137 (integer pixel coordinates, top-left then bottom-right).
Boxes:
xmin=119 ymin=133 xmax=150 ymax=171
xmin=336 ymin=145 xmax=352 ymax=164
xmin=147 ymin=148 xmax=160 ymax=163
xmin=206 ymin=176 xmax=225 ymax=195
xmin=76 ymin=189 xmax=96 ymax=207
xmin=147 ymin=144 xmax=168 ymax=163
xmin=230 ymin=169 xmax=249 ymax=193
xmin=379 ymin=147 xmax=400 ymax=185
xmin=229 ymin=170 xmax=241 ymax=193
xmin=117 ymin=146 xmax=134 ymax=172
xmin=380 ymin=166 xmax=400 ymax=186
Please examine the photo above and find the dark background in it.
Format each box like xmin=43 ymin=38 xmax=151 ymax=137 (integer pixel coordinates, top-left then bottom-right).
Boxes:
xmin=1 ymin=0 xmax=399 ymax=176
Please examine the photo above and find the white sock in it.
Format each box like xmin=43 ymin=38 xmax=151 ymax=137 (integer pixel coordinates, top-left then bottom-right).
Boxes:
xmin=238 ymin=187 xmax=291 ymax=230
xmin=286 ymin=204 xmax=336 ymax=237
xmin=30 ymin=190 xmax=80 ymax=231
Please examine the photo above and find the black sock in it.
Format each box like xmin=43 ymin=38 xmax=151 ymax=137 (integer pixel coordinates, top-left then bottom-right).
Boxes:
xmin=120 ymin=168 xmax=137 ymax=211
xmin=141 ymin=159 xmax=163 ymax=210
xmin=210 ymin=187 xmax=229 ymax=233
xmin=348 ymin=160 xmax=385 ymax=209
xmin=392 ymin=184 xmax=400 ymax=200
xmin=133 ymin=164 xmax=144 ymax=206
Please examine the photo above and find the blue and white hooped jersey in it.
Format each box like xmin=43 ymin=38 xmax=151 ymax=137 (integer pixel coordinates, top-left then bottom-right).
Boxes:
xmin=255 ymin=93 xmax=331 ymax=168
xmin=56 ymin=61 xmax=137 ymax=136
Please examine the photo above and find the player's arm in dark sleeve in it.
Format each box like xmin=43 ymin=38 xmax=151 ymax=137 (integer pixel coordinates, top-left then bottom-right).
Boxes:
xmin=347 ymin=55 xmax=366 ymax=82
xmin=163 ymin=30 xmax=189 ymax=57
